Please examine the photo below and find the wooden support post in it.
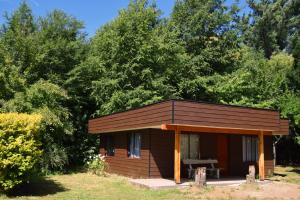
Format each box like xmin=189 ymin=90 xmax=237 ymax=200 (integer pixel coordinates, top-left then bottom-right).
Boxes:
xmin=258 ymin=131 xmax=265 ymax=181
xmin=174 ymin=128 xmax=181 ymax=184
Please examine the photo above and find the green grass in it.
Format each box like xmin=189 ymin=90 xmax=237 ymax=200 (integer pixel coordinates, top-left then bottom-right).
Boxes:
xmin=1 ymin=165 xmax=300 ymax=200
xmin=0 ymin=173 xmax=190 ymax=200
xmin=269 ymin=165 xmax=300 ymax=185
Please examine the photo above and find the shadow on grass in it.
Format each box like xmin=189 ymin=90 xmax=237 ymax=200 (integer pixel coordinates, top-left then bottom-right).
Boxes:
xmin=5 ymin=177 xmax=67 ymax=198
xmin=290 ymin=168 xmax=300 ymax=174
xmin=273 ymin=172 xmax=287 ymax=177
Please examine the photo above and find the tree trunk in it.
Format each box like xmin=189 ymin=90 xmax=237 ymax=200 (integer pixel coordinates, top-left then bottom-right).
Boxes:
xmin=195 ymin=167 xmax=206 ymax=186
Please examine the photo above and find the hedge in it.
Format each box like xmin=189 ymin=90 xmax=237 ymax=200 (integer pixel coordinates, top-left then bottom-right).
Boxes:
xmin=0 ymin=113 xmax=42 ymax=191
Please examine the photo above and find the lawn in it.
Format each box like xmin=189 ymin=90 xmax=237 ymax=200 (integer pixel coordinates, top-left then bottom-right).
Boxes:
xmin=269 ymin=165 xmax=300 ymax=185
xmin=0 ymin=173 xmax=187 ymax=200
xmin=1 ymin=166 xmax=300 ymax=200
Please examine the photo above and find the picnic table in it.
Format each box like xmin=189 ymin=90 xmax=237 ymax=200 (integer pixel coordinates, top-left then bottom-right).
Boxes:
xmin=182 ymin=159 xmax=220 ymax=179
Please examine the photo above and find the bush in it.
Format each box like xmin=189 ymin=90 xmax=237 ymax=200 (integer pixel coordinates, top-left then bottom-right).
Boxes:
xmin=86 ymin=154 xmax=108 ymax=176
xmin=0 ymin=113 xmax=42 ymax=191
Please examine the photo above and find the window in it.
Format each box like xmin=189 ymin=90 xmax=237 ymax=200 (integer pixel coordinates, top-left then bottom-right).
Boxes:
xmin=181 ymin=134 xmax=200 ymax=159
xmin=242 ymin=136 xmax=258 ymax=162
xmin=128 ymin=133 xmax=141 ymax=158
xmin=105 ymin=135 xmax=114 ymax=156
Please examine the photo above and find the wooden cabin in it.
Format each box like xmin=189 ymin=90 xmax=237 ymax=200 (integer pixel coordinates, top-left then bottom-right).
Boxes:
xmin=88 ymin=99 xmax=289 ymax=183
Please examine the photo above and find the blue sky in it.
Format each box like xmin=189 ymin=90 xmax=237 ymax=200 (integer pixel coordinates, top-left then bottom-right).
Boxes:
xmin=0 ymin=0 xmax=248 ymax=37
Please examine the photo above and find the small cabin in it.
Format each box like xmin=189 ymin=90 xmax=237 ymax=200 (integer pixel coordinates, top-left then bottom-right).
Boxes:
xmin=88 ymin=99 xmax=289 ymax=183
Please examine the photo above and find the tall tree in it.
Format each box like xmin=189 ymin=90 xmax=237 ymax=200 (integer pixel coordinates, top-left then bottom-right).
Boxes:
xmin=171 ymin=0 xmax=241 ymax=101
xmin=27 ymin=10 xmax=87 ymax=85
xmin=69 ymin=0 xmax=185 ymax=116
xmin=243 ymin=0 xmax=300 ymax=59
xmin=0 ymin=2 xmax=37 ymax=77
xmin=0 ymin=2 xmax=88 ymax=172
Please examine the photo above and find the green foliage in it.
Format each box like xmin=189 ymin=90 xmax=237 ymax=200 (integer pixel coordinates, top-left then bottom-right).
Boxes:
xmin=171 ymin=0 xmax=241 ymax=101
xmin=86 ymin=154 xmax=108 ymax=176
xmin=26 ymin=10 xmax=87 ymax=85
xmin=0 ymin=0 xmax=299 ymax=172
xmin=0 ymin=2 xmax=37 ymax=73
xmin=0 ymin=1 xmax=89 ymax=173
xmin=213 ymin=47 xmax=294 ymax=108
xmin=0 ymin=41 xmax=26 ymax=102
xmin=73 ymin=0 xmax=185 ymax=115
xmin=243 ymin=0 xmax=299 ymax=59
xmin=0 ymin=113 xmax=42 ymax=191
xmin=1 ymin=80 xmax=73 ymax=174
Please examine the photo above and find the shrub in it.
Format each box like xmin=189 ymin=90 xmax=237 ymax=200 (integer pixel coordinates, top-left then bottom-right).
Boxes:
xmin=86 ymin=154 xmax=108 ymax=176
xmin=0 ymin=113 xmax=42 ymax=191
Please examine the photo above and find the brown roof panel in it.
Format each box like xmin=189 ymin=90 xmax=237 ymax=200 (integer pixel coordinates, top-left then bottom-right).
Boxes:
xmin=88 ymin=99 xmax=288 ymax=135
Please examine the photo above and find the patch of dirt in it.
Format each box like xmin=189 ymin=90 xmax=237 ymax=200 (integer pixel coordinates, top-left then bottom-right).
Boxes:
xmin=186 ymin=181 xmax=300 ymax=200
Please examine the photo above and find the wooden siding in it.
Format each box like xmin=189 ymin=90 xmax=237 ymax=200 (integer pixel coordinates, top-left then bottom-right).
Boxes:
xmin=173 ymin=101 xmax=280 ymax=132
xmin=274 ymin=119 xmax=289 ymax=135
xmin=228 ymin=135 xmax=274 ymax=177
xmin=89 ymin=101 xmax=172 ymax=134
xmin=149 ymin=130 xmax=174 ymax=178
xmin=99 ymin=130 xmax=150 ymax=178
xmin=89 ymin=100 xmax=287 ymax=135
xmin=99 ymin=129 xmax=274 ymax=179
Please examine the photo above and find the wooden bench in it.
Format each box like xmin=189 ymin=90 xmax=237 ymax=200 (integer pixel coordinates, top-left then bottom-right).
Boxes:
xmin=182 ymin=159 xmax=220 ymax=179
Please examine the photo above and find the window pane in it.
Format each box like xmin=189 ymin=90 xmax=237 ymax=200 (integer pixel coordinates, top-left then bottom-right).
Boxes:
xmin=255 ymin=137 xmax=258 ymax=161
xmin=180 ymin=134 xmax=189 ymax=159
xmin=242 ymin=136 xmax=246 ymax=162
xmin=251 ymin=137 xmax=255 ymax=161
xmin=106 ymin=136 xmax=114 ymax=156
xmin=246 ymin=137 xmax=251 ymax=161
xmin=129 ymin=134 xmax=134 ymax=157
xmin=190 ymin=134 xmax=200 ymax=159
xmin=242 ymin=136 xmax=259 ymax=162
xmin=134 ymin=133 xmax=141 ymax=158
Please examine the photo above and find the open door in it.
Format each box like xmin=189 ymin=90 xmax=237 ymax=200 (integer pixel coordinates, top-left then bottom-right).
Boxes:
xmin=217 ymin=134 xmax=229 ymax=176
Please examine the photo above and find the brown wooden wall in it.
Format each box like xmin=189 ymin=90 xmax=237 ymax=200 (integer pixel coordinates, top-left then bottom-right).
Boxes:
xmin=173 ymin=101 xmax=280 ymax=131
xmin=89 ymin=100 xmax=287 ymax=135
xmin=228 ymin=135 xmax=274 ymax=177
xmin=99 ymin=129 xmax=175 ymax=178
xmin=149 ymin=130 xmax=174 ymax=178
xmin=274 ymin=119 xmax=289 ymax=135
xmin=99 ymin=130 xmax=150 ymax=178
xmin=99 ymin=129 xmax=274 ymax=179
xmin=89 ymin=101 xmax=172 ymax=134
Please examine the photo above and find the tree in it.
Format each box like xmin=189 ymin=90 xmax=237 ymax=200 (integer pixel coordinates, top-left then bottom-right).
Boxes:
xmin=171 ymin=0 xmax=241 ymax=101
xmin=26 ymin=10 xmax=87 ymax=85
xmin=70 ymin=0 xmax=185 ymax=116
xmin=0 ymin=2 xmax=88 ymax=171
xmin=1 ymin=80 xmax=73 ymax=173
xmin=212 ymin=47 xmax=294 ymax=107
xmin=243 ymin=0 xmax=300 ymax=59
xmin=0 ymin=41 xmax=26 ymax=102
xmin=0 ymin=2 xmax=37 ymax=75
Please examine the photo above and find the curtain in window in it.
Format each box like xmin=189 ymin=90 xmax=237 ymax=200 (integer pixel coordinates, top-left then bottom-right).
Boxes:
xmin=106 ymin=136 xmax=114 ymax=156
xmin=242 ymin=136 xmax=258 ymax=162
xmin=180 ymin=134 xmax=200 ymax=160
xmin=129 ymin=133 xmax=141 ymax=158
xmin=130 ymin=134 xmax=135 ymax=157
xmin=134 ymin=133 xmax=141 ymax=157
xmin=181 ymin=134 xmax=189 ymax=159
xmin=190 ymin=134 xmax=200 ymax=159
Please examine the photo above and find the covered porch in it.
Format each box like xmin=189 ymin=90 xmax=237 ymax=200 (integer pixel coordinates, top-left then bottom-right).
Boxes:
xmin=130 ymin=177 xmax=253 ymax=189
xmin=161 ymin=124 xmax=271 ymax=184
